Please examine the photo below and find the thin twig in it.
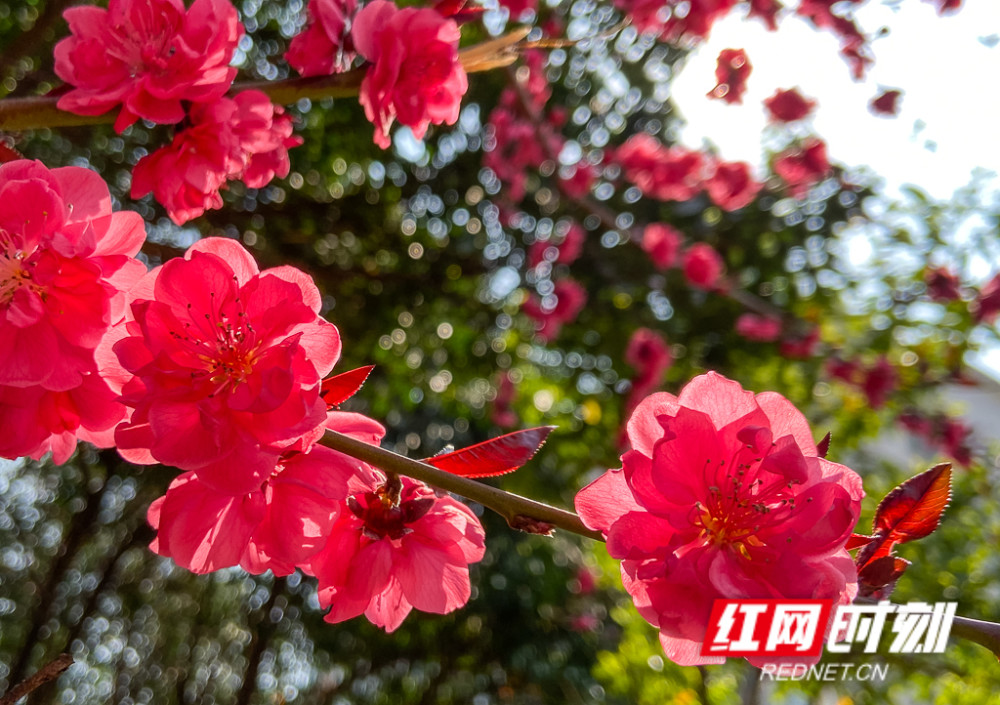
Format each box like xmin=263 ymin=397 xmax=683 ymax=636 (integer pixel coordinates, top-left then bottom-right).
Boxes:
xmin=0 ymin=29 xmax=530 ymax=132
xmin=319 ymin=429 xmax=604 ymax=541
xmin=0 ymin=653 xmax=73 ymax=705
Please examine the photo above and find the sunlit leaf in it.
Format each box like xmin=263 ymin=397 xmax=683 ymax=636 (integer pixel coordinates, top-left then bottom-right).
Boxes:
xmin=873 ymin=462 xmax=952 ymax=546
xmin=321 ymin=365 xmax=375 ymax=407
xmin=424 ymin=426 xmax=555 ymax=478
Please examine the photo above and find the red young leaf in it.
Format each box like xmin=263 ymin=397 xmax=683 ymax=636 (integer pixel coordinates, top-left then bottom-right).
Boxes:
xmin=424 ymin=426 xmax=555 ymax=478
xmin=816 ymin=431 xmax=832 ymax=458
xmin=845 ymin=533 xmax=875 ymax=551
xmin=321 ymin=365 xmax=375 ymax=407
xmin=858 ymin=555 xmax=911 ymax=599
xmin=872 ymin=462 xmax=952 ymax=547
xmin=0 ymin=141 xmax=22 ymax=164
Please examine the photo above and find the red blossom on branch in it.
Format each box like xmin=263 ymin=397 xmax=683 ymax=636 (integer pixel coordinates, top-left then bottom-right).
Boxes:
xmin=763 ymin=87 xmax=816 ymax=122
xmin=575 ymin=372 xmax=863 ymax=665
xmin=708 ymin=48 xmax=752 ymax=104
xmin=682 ymin=243 xmax=725 ymax=290
xmin=705 ymin=160 xmax=761 ymax=211
xmin=131 ymin=91 xmax=300 ymax=224
xmin=54 ymin=0 xmax=242 ymax=133
xmin=735 ymin=313 xmax=782 ymax=342
xmin=308 ymin=475 xmax=486 ymax=632
xmin=924 ymin=266 xmax=962 ymax=302
xmin=623 ymin=328 xmax=672 ymax=418
xmin=641 ymin=223 xmax=683 ymax=270
xmin=0 ymin=161 xmax=145 ymax=461
xmin=286 ymin=0 xmax=358 ymax=77
xmin=148 ymin=413 xmax=385 ymax=574
xmin=773 ymin=137 xmax=831 ymax=197
xmin=615 ymin=134 xmax=704 ymax=202
xmin=113 ymin=238 xmax=341 ymax=494
xmin=870 ymin=89 xmax=902 ymax=116
xmin=352 ymin=0 xmax=468 ymax=149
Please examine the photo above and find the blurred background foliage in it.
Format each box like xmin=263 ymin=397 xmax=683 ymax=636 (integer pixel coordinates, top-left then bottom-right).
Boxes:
xmin=2 ymin=0 xmax=1000 ymax=703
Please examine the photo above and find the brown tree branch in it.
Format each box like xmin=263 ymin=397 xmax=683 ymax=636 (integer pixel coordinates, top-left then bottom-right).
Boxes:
xmin=319 ymin=429 xmax=604 ymax=541
xmin=0 ymin=29 xmax=530 ymax=132
xmin=0 ymin=653 xmax=73 ymax=705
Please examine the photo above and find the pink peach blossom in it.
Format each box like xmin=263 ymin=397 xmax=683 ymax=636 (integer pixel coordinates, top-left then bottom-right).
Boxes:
xmin=575 ymin=372 xmax=863 ymax=665
xmin=131 ymin=92 xmax=300 ymax=224
xmin=735 ymin=313 xmax=782 ymax=342
xmin=641 ymin=223 xmax=683 ymax=270
xmin=924 ymin=266 xmax=961 ymax=302
xmin=148 ymin=412 xmax=385 ymax=574
xmin=763 ymin=88 xmax=816 ymax=123
xmin=131 ymin=99 xmax=243 ymax=225
xmin=973 ymin=273 xmax=1000 ymax=323
xmin=707 ymin=48 xmax=752 ymax=104
xmin=623 ymin=328 xmax=672 ymax=420
xmin=0 ymin=371 xmax=126 ymax=464
xmin=528 ymin=223 xmax=586 ymax=268
xmin=682 ymin=243 xmax=724 ymax=290
xmin=616 ymin=135 xmax=704 ymax=202
xmin=870 ymin=89 xmax=902 ymax=116
xmin=773 ymin=137 xmax=831 ymax=198
xmin=54 ymin=0 xmax=242 ymax=133
xmin=286 ymin=0 xmax=358 ymax=77
xmin=352 ymin=0 xmax=467 ymax=148
xmin=705 ymin=160 xmax=761 ymax=211
xmin=617 ymin=0 xmax=738 ymax=40
xmin=113 ymin=238 xmax=340 ymax=494
xmin=232 ymin=91 xmax=304 ymax=189
xmin=0 ymin=160 xmax=145 ymax=392
xmin=308 ymin=475 xmax=486 ymax=632
xmin=748 ymin=0 xmax=782 ymax=30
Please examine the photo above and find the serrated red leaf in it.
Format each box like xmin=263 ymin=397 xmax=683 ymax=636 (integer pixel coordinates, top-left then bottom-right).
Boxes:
xmin=816 ymin=431 xmax=831 ymax=458
xmin=424 ymin=426 xmax=555 ymax=478
xmin=858 ymin=555 xmax=911 ymax=599
xmin=0 ymin=141 xmax=22 ymax=164
xmin=873 ymin=462 xmax=952 ymax=547
xmin=321 ymin=365 xmax=375 ymax=407
xmin=845 ymin=533 xmax=875 ymax=551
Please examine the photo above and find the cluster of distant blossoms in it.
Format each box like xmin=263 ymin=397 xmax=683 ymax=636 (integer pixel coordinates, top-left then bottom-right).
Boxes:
xmin=53 ymin=0 xmax=468 ymax=224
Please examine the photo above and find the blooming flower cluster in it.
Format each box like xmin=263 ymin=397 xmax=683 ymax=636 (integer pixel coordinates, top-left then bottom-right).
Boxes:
xmin=99 ymin=236 xmax=485 ymax=630
xmin=615 ymin=134 xmax=761 ymax=211
xmin=54 ymin=0 xmax=241 ymax=133
xmin=0 ymin=160 xmax=145 ymax=463
xmin=485 ymin=51 xmax=595 ymax=204
xmin=773 ymin=137 xmax=832 ymax=198
xmin=827 ymin=355 xmax=898 ymax=409
xmin=576 ymin=373 xmax=864 ymax=665
xmin=353 ymin=0 xmax=468 ymax=149
xmin=131 ymin=91 xmax=302 ymax=225
xmin=54 ymin=0 xmax=473 ymax=221
xmin=286 ymin=0 xmax=358 ymax=77
xmin=54 ymin=0 xmax=299 ymax=224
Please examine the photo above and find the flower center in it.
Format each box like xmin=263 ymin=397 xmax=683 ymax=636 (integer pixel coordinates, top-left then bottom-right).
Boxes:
xmin=168 ymin=289 xmax=260 ymax=394
xmin=691 ymin=448 xmax=798 ymax=556
xmin=349 ymin=481 xmax=435 ymax=541
xmin=0 ymin=231 xmax=37 ymax=304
